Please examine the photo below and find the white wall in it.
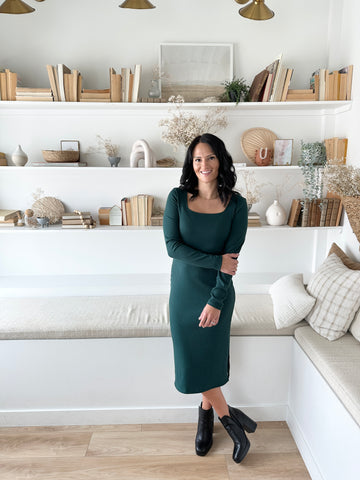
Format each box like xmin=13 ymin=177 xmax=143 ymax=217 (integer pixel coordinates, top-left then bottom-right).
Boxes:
xmin=0 ymin=0 xmax=331 ymax=94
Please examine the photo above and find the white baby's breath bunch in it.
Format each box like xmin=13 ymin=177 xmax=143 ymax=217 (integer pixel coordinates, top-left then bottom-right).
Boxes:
xmin=238 ymin=171 xmax=266 ymax=205
xmin=88 ymin=135 xmax=120 ymax=157
xmin=323 ymin=165 xmax=360 ymax=197
xmin=159 ymin=95 xmax=228 ymax=151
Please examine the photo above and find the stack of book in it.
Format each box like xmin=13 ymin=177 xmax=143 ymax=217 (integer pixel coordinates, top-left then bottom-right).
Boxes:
xmin=121 ymin=194 xmax=154 ymax=226
xmin=0 ymin=69 xmax=17 ymax=101
xmin=80 ymin=89 xmax=110 ymax=102
xmin=0 ymin=209 xmax=20 ymax=227
xmin=286 ymin=89 xmax=316 ymax=102
xmin=287 ymin=198 xmax=343 ymax=228
xmin=15 ymin=87 xmax=53 ymax=102
xmin=309 ymin=65 xmax=353 ymax=101
xmin=62 ymin=211 xmax=96 ymax=228
xmin=324 ymin=137 xmax=348 ymax=165
xmin=248 ymin=211 xmax=261 ymax=227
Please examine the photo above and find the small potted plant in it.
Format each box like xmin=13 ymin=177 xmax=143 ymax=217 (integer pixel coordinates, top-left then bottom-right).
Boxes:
xmin=88 ymin=135 xmax=121 ymax=167
xmin=298 ymin=141 xmax=327 ymax=200
xmin=221 ymin=77 xmax=250 ymax=104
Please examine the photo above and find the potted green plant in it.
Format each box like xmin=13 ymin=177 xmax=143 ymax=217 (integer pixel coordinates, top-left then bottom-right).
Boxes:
xmin=298 ymin=141 xmax=327 ymax=200
xmin=221 ymin=77 xmax=250 ymax=104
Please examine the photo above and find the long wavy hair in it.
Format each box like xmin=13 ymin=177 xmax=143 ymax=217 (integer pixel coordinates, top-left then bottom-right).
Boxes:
xmin=179 ymin=133 xmax=237 ymax=205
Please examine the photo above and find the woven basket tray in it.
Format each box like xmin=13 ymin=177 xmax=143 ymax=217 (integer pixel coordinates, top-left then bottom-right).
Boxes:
xmin=341 ymin=195 xmax=360 ymax=243
xmin=42 ymin=150 xmax=80 ymax=163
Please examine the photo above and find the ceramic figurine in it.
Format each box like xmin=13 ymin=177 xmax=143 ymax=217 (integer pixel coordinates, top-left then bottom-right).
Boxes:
xmin=130 ymin=139 xmax=156 ymax=168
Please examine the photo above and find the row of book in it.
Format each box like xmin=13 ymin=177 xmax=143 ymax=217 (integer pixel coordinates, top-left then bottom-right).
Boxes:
xmin=62 ymin=212 xmax=96 ymax=229
xmin=288 ymin=197 xmax=342 ymax=228
xmin=249 ymin=53 xmax=353 ymax=103
xmin=310 ymin=66 xmax=353 ymax=101
xmin=249 ymin=54 xmax=293 ymax=102
xmin=0 ymin=209 xmax=21 ymax=227
xmin=46 ymin=64 xmax=142 ymax=103
xmin=324 ymin=137 xmax=348 ymax=165
xmin=0 ymin=64 xmax=142 ymax=103
xmin=99 ymin=194 xmax=155 ymax=227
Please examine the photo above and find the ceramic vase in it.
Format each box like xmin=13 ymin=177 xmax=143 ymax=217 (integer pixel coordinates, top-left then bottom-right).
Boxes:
xmin=108 ymin=156 xmax=121 ymax=167
xmin=12 ymin=145 xmax=28 ymax=166
xmin=148 ymin=79 xmax=161 ymax=99
xmin=265 ymin=200 xmax=287 ymax=226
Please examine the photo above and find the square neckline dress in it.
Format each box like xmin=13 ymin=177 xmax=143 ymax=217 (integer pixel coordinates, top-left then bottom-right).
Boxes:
xmin=163 ymin=187 xmax=248 ymax=394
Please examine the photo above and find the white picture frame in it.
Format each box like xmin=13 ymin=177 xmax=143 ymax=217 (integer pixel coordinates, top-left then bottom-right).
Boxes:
xmin=60 ymin=140 xmax=80 ymax=152
xmin=273 ymin=139 xmax=293 ymax=166
xmin=159 ymin=43 xmax=233 ymax=102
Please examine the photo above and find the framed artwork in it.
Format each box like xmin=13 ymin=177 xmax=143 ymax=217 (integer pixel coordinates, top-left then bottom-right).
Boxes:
xmin=159 ymin=43 xmax=233 ymax=102
xmin=60 ymin=140 xmax=80 ymax=152
xmin=273 ymin=139 xmax=293 ymax=166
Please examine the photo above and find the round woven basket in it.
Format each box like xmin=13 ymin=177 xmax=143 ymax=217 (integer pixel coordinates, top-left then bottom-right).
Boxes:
xmin=341 ymin=195 xmax=360 ymax=243
xmin=42 ymin=150 xmax=79 ymax=163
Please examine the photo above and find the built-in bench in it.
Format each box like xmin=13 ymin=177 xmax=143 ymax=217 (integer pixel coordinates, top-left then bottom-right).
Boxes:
xmin=0 ymin=293 xmax=359 ymax=480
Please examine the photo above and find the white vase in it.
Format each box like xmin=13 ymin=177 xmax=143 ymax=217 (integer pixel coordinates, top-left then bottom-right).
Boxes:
xmin=12 ymin=145 xmax=28 ymax=166
xmin=265 ymin=200 xmax=287 ymax=226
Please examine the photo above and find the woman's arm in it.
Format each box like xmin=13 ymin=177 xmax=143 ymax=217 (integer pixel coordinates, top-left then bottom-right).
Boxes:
xmin=163 ymin=188 xmax=222 ymax=270
xmin=207 ymin=195 xmax=248 ymax=311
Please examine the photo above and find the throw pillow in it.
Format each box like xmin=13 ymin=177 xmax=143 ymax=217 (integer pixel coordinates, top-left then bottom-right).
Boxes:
xmin=269 ymin=273 xmax=316 ymax=329
xmin=350 ymin=308 xmax=360 ymax=342
xmin=306 ymin=253 xmax=360 ymax=341
xmin=328 ymin=242 xmax=360 ymax=270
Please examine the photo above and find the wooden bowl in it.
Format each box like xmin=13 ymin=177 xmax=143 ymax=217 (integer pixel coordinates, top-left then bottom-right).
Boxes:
xmin=42 ymin=150 xmax=79 ymax=163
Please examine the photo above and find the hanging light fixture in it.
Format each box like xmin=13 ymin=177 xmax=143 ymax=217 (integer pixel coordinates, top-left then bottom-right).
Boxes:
xmin=119 ymin=0 xmax=155 ymax=9
xmin=0 ymin=0 xmax=35 ymax=14
xmin=238 ymin=0 xmax=274 ymax=21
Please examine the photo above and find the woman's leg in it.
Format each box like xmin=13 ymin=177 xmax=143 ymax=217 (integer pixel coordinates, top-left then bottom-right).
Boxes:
xmin=202 ymin=387 xmax=229 ymax=418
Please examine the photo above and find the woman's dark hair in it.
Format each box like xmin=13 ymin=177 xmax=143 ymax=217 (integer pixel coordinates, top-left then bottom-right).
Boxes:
xmin=179 ymin=133 xmax=237 ymax=205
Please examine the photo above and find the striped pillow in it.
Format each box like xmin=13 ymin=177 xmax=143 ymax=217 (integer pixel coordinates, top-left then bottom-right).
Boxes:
xmin=306 ymin=253 xmax=360 ymax=341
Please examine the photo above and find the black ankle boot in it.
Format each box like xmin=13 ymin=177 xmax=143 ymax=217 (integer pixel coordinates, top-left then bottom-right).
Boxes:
xmin=228 ymin=405 xmax=257 ymax=433
xmin=195 ymin=403 xmax=214 ymax=456
xmin=219 ymin=415 xmax=250 ymax=463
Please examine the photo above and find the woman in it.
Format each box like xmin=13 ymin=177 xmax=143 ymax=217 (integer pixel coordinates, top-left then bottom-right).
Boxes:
xmin=163 ymin=133 xmax=257 ymax=464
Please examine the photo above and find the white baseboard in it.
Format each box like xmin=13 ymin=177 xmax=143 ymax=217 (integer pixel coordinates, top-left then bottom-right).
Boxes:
xmin=0 ymin=404 xmax=288 ymax=427
xmin=287 ymin=406 xmax=324 ymax=480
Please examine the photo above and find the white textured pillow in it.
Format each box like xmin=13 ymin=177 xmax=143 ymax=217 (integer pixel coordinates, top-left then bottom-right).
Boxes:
xmin=350 ymin=308 xmax=360 ymax=343
xmin=269 ymin=273 xmax=316 ymax=329
xmin=306 ymin=253 xmax=360 ymax=341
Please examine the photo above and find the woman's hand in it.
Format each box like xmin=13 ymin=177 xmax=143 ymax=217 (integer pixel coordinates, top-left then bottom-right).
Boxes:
xmin=199 ymin=304 xmax=221 ymax=328
xmin=220 ymin=253 xmax=239 ymax=275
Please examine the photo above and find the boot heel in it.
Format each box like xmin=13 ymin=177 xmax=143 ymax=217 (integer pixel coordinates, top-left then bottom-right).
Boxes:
xmin=228 ymin=406 xmax=257 ymax=434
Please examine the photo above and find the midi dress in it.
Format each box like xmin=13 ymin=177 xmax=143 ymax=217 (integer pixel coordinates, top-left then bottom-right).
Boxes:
xmin=163 ymin=187 xmax=248 ymax=394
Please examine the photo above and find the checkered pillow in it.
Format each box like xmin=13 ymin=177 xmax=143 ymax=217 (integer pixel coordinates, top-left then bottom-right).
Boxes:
xmin=306 ymin=253 xmax=360 ymax=341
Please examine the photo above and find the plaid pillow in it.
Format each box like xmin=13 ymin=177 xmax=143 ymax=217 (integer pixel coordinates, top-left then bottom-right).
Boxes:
xmin=306 ymin=253 xmax=360 ymax=341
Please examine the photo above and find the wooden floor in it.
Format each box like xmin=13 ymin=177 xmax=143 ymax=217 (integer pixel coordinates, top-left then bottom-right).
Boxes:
xmin=0 ymin=421 xmax=311 ymax=479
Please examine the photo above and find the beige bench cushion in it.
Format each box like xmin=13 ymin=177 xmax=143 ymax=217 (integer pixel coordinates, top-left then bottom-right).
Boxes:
xmin=0 ymin=294 xmax=300 ymax=340
xmin=295 ymin=325 xmax=360 ymax=427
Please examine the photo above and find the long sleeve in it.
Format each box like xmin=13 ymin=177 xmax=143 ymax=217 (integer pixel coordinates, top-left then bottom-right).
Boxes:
xmin=163 ymin=188 xmax=222 ymax=270
xmin=207 ymin=195 xmax=248 ymax=310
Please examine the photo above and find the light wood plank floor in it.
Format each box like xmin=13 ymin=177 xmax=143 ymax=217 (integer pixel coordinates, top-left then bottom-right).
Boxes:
xmin=0 ymin=421 xmax=311 ymax=479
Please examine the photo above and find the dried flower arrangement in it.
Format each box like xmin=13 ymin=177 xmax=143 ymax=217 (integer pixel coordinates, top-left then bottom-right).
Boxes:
xmin=159 ymin=95 xmax=228 ymax=151
xmin=88 ymin=135 xmax=120 ymax=157
xmin=323 ymin=164 xmax=360 ymax=197
xmin=238 ymin=170 xmax=266 ymax=206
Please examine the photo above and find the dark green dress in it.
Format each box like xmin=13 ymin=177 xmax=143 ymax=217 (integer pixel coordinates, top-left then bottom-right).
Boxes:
xmin=163 ymin=187 xmax=248 ymax=394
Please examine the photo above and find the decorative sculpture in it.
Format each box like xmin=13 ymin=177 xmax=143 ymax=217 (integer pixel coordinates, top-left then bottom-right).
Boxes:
xmin=130 ymin=139 xmax=156 ymax=168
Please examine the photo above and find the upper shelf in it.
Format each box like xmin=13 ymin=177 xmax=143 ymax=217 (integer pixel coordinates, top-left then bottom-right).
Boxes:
xmin=0 ymin=100 xmax=352 ymax=117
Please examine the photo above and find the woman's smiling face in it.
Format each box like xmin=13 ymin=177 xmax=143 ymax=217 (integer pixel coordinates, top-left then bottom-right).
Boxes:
xmin=192 ymin=142 xmax=220 ymax=186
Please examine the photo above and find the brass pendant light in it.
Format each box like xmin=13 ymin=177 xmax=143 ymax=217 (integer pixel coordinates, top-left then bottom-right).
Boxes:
xmin=119 ymin=0 xmax=155 ymax=9
xmin=0 ymin=0 xmax=35 ymax=14
xmin=239 ymin=0 xmax=274 ymax=21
